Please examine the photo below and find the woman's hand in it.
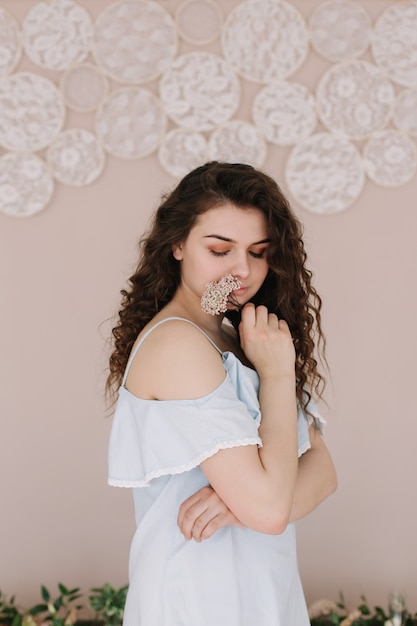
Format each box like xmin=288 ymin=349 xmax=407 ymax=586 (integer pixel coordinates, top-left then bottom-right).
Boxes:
xmin=238 ymin=303 xmax=295 ymax=380
xmin=177 ymin=486 xmax=245 ymax=542
xmin=178 ymin=427 xmax=337 ymax=540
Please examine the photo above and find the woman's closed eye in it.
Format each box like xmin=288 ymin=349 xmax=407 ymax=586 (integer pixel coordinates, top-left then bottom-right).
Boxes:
xmin=249 ymin=249 xmax=266 ymax=259
xmin=209 ymin=248 xmax=267 ymax=258
xmin=210 ymin=249 xmax=229 ymax=257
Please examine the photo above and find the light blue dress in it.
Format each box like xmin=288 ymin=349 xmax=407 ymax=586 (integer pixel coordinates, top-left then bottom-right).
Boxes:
xmin=108 ymin=317 xmax=325 ymax=626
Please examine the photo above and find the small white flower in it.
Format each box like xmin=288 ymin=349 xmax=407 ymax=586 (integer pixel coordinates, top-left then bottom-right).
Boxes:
xmin=201 ymin=274 xmax=241 ymax=316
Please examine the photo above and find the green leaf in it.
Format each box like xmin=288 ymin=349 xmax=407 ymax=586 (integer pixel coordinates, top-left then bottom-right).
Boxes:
xmin=58 ymin=585 xmax=68 ymax=596
xmin=67 ymin=589 xmax=80 ymax=597
xmin=375 ymin=606 xmax=387 ymax=618
xmin=359 ymin=604 xmax=371 ymax=615
xmin=330 ymin=610 xmax=341 ymax=624
xmin=54 ymin=598 xmax=63 ymax=612
xmin=29 ymin=605 xmax=48 ymax=616
xmin=11 ymin=615 xmax=22 ymax=626
xmin=41 ymin=587 xmax=50 ymax=603
xmin=68 ymin=594 xmax=82 ymax=603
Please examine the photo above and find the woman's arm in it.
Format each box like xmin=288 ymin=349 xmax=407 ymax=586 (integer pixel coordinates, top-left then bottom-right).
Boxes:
xmin=199 ymin=304 xmax=299 ymax=534
xmin=289 ymin=424 xmax=337 ymax=522
xmin=178 ymin=425 xmax=337 ymax=541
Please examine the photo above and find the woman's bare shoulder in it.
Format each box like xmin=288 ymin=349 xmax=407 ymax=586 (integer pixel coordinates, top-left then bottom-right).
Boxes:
xmin=125 ymin=318 xmax=226 ymax=401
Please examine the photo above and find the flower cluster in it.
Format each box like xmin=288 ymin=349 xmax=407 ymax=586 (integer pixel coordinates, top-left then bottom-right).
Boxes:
xmin=308 ymin=593 xmax=415 ymax=626
xmin=200 ymin=274 xmax=241 ymax=316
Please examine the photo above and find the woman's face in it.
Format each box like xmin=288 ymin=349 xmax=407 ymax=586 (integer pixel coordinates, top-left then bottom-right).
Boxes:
xmin=172 ymin=203 xmax=270 ymax=308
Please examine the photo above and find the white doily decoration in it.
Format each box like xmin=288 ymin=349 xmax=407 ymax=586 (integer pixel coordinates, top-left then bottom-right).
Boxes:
xmin=252 ymin=80 xmax=317 ymax=146
xmin=393 ymin=89 xmax=417 ymax=136
xmin=221 ymin=0 xmax=308 ymax=84
xmin=309 ymin=0 xmax=371 ymax=62
xmin=285 ymin=133 xmax=365 ymax=214
xmin=93 ymin=0 xmax=177 ymax=84
xmin=176 ymin=0 xmax=222 ymax=45
xmin=61 ymin=63 xmax=108 ymax=112
xmin=316 ymin=61 xmax=395 ymax=140
xmin=159 ymin=52 xmax=240 ymax=132
xmin=0 ymin=7 xmax=21 ymax=76
xmin=371 ymin=1 xmax=417 ymax=88
xmin=95 ymin=87 xmax=167 ymax=159
xmin=363 ymin=131 xmax=417 ymax=187
xmin=22 ymin=0 xmax=93 ymax=71
xmin=0 ymin=152 xmax=54 ymax=217
xmin=158 ymin=129 xmax=208 ymax=178
xmin=0 ymin=72 xmax=66 ymax=153
xmin=208 ymin=121 xmax=267 ymax=167
xmin=47 ymin=128 xmax=105 ymax=187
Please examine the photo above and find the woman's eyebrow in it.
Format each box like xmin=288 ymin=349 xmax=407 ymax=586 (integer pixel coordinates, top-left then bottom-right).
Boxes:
xmin=204 ymin=234 xmax=271 ymax=245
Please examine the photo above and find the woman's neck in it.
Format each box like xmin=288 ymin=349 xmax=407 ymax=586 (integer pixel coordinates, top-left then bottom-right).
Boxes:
xmin=165 ymin=285 xmax=225 ymax=333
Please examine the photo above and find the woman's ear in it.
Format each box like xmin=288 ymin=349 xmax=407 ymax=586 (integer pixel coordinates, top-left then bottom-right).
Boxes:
xmin=172 ymin=243 xmax=183 ymax=261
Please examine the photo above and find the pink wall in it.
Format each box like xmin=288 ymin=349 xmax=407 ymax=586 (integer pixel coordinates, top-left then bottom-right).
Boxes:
xmin=1 ymin=0 xmax=416 ymax=615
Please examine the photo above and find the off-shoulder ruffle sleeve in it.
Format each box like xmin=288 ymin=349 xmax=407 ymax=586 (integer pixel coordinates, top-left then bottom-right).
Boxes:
xmin=297 ymin=394 xmax=327 ymax=457
xmin=108 ymin=371 xmax=262 ymax=489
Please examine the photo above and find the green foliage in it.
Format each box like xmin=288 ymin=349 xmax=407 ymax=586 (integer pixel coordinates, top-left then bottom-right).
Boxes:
xmin=0 ymin=592 xmax=23 ymax=626
xmin=310 ymin=593 xmax=417 ymax=626
xmin=27 ymin=584 xmax=83 ymax=626
xmin=88 ymin=584 xmax=128 ymax=626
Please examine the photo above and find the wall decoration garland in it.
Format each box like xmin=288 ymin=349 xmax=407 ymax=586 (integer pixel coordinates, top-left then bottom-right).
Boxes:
xmin=158 ymin=51 xmax=241 ymax=131
xmin=0 ymin=7 xmax=21 ymax=76
xmin=285 ymin=132 xmax=365 ymax=215
xmin=92 ymin=0 xmax=178 ymax=84
xmin=47 ymin=128 xmax=106 ymax=186
xmin=252 ymin=80 xmax=317 ymax=146
xmin=221 ymin=0 xmax=309 ymax=83
xmin=0 ymin=0 xmax=416 ymax=218
xmin=309 ymin=0 xmax=371 ymax=62
xmin=0 ymin=152 xmax=54 ymax=217
xmin=207 ymin=120 xmax=267 ymax=167
xmin=0 ymin=72 xmax=66 ymax=152
xmin=158 ymin=128 xmax=208 ymax=177
xmin=371 ymin=1 xmax=417 ymax=88
xmin=21 ymin=0 xmax=93 ymax=71
xmin=316 ymin=60 xmax=395 ymax=140
xmin=363 ymin=130 xmax=417 ymax=187
xmin=60 ymin=63 xmax=109 ymax=112
xmin=175 ymin=0 xmax=222 ymax=46
xmin=393 ymin=89 xmax=417 ymax=137
xmin=95 ymin=86 xmax=167 ymax=158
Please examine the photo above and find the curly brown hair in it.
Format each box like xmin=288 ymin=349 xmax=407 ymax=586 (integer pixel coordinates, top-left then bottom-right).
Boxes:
xmin=106 ymin=161 xmax=326 ymax=414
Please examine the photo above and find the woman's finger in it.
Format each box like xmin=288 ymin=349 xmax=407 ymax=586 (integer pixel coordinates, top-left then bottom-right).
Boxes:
xmin=200 ymin=512 xmax=245 ymax=540
xmin=268 ymin=312 xmax=279 ymax=328
xmin=240 ymin=302 xmax=256 ymax=327
xmin=177 ymin=487 xmax=212 ymax=539
xmin=253 ymin=305 xmax=269 ymax=325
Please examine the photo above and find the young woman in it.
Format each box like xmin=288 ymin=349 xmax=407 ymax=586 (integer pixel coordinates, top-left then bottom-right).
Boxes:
xmin=106 ymin=161 xmax=337 ymax=626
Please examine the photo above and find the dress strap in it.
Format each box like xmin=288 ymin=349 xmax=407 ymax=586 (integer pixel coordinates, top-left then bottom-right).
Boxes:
xmin=122 ymin=316 xmax=223 ymax=387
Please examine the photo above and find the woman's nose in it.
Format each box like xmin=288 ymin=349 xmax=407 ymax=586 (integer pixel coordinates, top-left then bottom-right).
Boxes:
xmin=232 ymin=253 xmax=250 ymax=279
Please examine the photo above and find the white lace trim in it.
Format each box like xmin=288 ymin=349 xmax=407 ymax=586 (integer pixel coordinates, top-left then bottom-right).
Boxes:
xmin=108 ymin=437 xmax=262 ymax=488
